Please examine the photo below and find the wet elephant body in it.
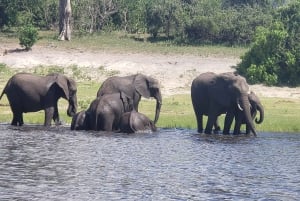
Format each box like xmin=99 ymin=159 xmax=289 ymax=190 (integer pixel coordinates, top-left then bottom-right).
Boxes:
xmin=0 ymin=73 xmax=77 ymax=126
xmin=191 ymin=72 xmax=257 ymax=135
xmin=230 ymin=91 xmax=264 ymax=134
xmin=97 ymin=74 xmax=162 ymax=124
xmin=119 ymin=110 xmax=157 ymax=133
xmin=88 ymin=92 xmax=133 ymax=131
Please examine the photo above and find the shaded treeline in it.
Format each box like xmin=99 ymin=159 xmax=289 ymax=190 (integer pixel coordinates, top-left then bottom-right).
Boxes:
xmin=0 ymin=0 xmax=291 ymax=45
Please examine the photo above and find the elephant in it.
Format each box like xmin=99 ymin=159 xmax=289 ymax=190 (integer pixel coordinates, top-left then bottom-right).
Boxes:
xmin=71 ymin=110 xmax=90 ymax=130
xmin=225 ymin=91 xmax=264 ymax=135
xmin=119 ymin=110 xmax=157 ymax=133
xmin=88 ymin=92 xmax=133 ymax=131
xmin=0 ymin=72 xmax=77 ymax=126
xmin=96 ymin=73 xmax=162 ymax=124
xmin=191 ymin=72 xmax=256 ymax=135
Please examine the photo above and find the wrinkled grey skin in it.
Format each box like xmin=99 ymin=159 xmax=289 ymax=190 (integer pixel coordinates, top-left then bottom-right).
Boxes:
xmin=0 ymin=73 xmax=77 ymax=126
xmin=71 ymin=110 xmax=90 ymax=130
xmin=224 ymin=91 xmax=264 ymax=135
xmin=191 ymin=72 xmax=256 ymax=135
xmin=97 ymin=74 xmax=162 ymax=124
xmin=88 ymin=92 xmax=133 ymax=131
xmin=119 ymin=110 xmax=157 ymax=133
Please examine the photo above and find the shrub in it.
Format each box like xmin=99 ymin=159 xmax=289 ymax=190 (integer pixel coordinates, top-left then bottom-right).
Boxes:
xmin=236 ymin=2 xmax=300 ymax=87
xmin=18 ymin=25 xmax=38 ymax=50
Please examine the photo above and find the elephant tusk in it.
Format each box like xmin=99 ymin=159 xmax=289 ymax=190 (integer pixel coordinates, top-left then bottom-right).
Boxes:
xmin=238 ymin=103 xmax=243 ymax=111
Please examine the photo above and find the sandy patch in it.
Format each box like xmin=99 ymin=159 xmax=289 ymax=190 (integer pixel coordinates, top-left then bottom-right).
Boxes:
xmin=1 ymin=44 xmax=299 ymax=98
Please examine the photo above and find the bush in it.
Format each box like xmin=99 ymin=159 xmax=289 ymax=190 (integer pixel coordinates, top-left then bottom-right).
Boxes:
xmin=236 ymin=1 xmax=300 ymax=86
xmin=18 ymin=25 xmax=38 ymax=50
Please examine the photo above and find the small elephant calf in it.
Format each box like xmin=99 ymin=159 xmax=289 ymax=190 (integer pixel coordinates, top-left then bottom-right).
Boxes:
xmin=119 ymin=110 xmax=157 ymax=133
xmin=71 ymin=110 xmax=90 ymax=130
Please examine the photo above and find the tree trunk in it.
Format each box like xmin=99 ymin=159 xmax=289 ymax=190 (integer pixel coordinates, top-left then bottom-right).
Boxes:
xmin=58 ymin=0 xmax=72 ymax=41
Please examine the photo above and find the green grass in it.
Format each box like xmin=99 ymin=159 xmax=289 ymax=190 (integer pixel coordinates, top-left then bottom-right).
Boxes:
xmin=1 ymin=78 xmax=300 ymax=133
xmin=1 ymin=30 xmax=247 ymax=57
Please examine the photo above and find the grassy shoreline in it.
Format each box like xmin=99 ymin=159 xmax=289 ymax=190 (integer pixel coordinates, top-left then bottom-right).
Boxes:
xmin=0 ymin=32 xmax=299 ymax=133
xmin=1 ymin=78 xmax=300 ymax=133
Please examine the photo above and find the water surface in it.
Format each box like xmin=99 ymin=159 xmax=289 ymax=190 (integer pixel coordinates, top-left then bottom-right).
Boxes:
xmin=0 ymin=124 xmax=299 ymax=200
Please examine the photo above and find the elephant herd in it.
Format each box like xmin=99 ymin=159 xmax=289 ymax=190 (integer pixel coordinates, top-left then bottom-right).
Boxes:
xmin=0 ymin=71 xmax=264 ymax=135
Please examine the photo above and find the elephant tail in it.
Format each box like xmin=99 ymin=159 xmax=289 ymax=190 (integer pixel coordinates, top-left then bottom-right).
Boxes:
xmin=0 ymin=78 xmax=10 ymax=102
xmin=0 ymin=87 xmax=6 ymax=102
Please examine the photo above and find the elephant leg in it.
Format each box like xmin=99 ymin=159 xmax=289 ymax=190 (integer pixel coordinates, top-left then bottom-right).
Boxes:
xmin=214 ymin=118 xmax=221 ymax=132
xmin=233 ymin=119 xmax=242 ymax=135
xmin=192 ymin=105 xmax=203 ymax=133
xmin=223 ymin=112 xmax=234 ymax=134
xmin=205 ymin=114 xmax=218 ymax=134
xmin=197 ymin=114 xmax=203 ymax=133
xmin=205 ymin=107 xmax=219 ymax=134
xmin=245 ymin=125 xmax=250 ymax=135
xmin=12 ymin=112 xmax=23 ymax=126
xmin=44 ymin=107 xmax=54 ymax=126
xmin=52 ymin=105 xmax=61 ymax=126
xmin=11 ymin=107 xmax=23 ymax=126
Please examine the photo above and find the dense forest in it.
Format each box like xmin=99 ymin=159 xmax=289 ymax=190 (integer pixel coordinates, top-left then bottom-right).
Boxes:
xmin=0 ymin=0 xmax=299 ymax=86
xmin=0 ymin=0 xmax=290 ymax=44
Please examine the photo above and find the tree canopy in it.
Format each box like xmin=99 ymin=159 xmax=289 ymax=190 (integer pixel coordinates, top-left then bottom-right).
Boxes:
xmin=236 ymin=0 xmax=300 ymax=86
xmin=0 ymin=0 xmax=290 ymax=45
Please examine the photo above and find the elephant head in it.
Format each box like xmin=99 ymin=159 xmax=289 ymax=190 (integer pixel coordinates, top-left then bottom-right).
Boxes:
xmin=50 ymin=73 xmax=77 ymax=117
xmin=220 ymin=72 xmax=257 ymax=136
xmin=120 ymin=110 xmax=157 ymax=133
xmin=71 ymin=110 xmax=89 ymax=130
xmin=134 ymin=74 xmax=162 ymax=124
xmin=248 ymin=91 xmax=264 ymax=124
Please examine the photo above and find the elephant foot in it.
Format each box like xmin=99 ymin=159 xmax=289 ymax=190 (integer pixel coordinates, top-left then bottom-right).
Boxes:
xmin=55 ymin=120 xmax=63 ymax=126
xmin=204 ymin=129 xmax=212 ymax=134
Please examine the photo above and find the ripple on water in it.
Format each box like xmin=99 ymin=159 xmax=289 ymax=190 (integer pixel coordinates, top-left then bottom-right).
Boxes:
xmin=0 ymin=124 xmax=299 ymax=200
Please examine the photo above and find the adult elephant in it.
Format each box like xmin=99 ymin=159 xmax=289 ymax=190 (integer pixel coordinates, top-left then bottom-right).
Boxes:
xmin=225 ymin=91 xmax=264 ymax=135
xmin=96 ymin=74 xmax=162 ymax=124
xmin=71 ymin=110 xmax=90 ymax=130
xmin=119 ymin=110 xmax=157 ymax=133
xmin=191 ymin=72 xmax=256 ymax=135
xmin=0 ymin=72 xmax=77 ymax=126
xmin=88 ymin=92 xmax=133 ymax=131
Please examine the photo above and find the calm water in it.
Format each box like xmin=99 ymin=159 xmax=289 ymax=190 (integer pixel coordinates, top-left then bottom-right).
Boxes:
xmin=0 ymin=124 xmax=299 ymax=201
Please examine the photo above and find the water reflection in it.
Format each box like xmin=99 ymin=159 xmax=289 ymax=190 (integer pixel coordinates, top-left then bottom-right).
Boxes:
xmin=0 ymin=124 xmax=299 ymax=200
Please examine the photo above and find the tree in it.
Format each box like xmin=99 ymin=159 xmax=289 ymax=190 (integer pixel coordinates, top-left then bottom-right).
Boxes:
xmin=58 ymin=0 xmax=72 ymax=40
xmin=236 ymin=0 xmax=300 ymax=86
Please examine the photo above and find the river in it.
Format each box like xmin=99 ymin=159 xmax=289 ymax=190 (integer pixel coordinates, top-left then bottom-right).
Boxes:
xmin=0 ymin=124 xmax=299 ymax=200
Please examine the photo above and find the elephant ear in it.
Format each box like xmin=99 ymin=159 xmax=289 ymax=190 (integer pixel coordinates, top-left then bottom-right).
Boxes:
xmin=134 ymin=74 xmax=151 ymax=98
xmin=55 ymin=74 xmax=70 ymax=100
xmin=120 ymin=91 xmax=133 ymax=111
xmin=210 ymin=75 xmax=232 ymax=107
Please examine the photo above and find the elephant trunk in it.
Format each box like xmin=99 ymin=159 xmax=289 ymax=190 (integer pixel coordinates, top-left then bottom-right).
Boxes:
xmin=255 ymin=103 xmax=264 ymax=124
xmin=67 ymin=96 xmax=77 ymax=117
xmin=240 ymin=94 xmax=257 ymax=136
xmin=154 ymin=93 xmax=162 ymax=124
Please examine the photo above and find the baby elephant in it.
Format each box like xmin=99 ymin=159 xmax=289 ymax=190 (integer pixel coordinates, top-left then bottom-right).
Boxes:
xmin=71 ymin=110 xmax=90 ymax=130
xmin=119 ymin=110 xmax=157 ymax=133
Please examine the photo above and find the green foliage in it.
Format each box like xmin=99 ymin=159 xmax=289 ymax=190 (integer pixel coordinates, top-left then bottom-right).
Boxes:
xmin=184 ymin=16 xmax=218 ymax=44
xmin=237 ymin=1 xmax=300 ymax=86
xmin=0 ymin=0 xmax=291 ymax=46
xmin=18 ymin=25 xmax=38 ymax=50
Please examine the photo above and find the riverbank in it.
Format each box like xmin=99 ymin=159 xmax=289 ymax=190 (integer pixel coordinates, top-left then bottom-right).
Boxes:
xmin=0 ymin=36 xmax=300 ymax=132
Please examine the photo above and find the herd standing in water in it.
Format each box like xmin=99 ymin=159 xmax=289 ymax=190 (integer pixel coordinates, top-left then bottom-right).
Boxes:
xmin=0 ymin=71 xmax=263 ymax=135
